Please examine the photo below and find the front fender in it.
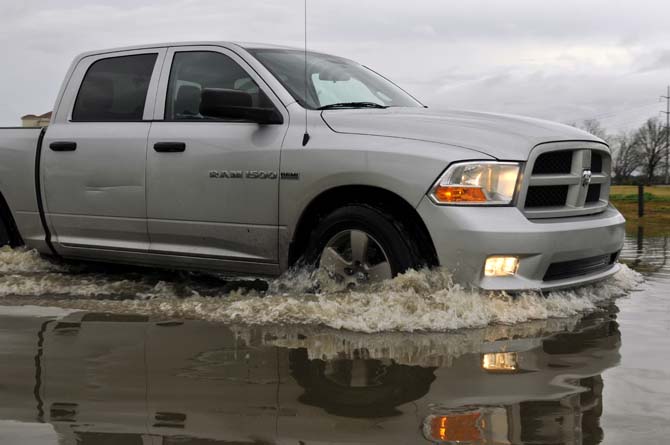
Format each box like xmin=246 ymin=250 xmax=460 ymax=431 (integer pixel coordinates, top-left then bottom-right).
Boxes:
xmin=279 ymin=131 xmax=493 ymax=237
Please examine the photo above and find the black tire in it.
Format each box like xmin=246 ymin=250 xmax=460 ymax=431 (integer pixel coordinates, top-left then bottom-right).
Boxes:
xmin=303 ymin=204 xmax=424 ymax=277
xmin=0 ymin=218 xmax=10 ymax=247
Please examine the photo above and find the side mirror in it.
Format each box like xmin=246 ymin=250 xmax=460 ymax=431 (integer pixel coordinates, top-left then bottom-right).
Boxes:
xmin=199 ymin=88 xmax=283 ymax=125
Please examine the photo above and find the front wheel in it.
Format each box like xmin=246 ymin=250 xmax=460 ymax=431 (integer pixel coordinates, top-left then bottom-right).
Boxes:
xmin=304 ymin=205 xmax=424 ymax=287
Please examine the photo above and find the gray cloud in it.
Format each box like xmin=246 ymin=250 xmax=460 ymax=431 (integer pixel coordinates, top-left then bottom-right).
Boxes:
xmin=1 ymin=0 xmax=670 ymax=133
xmin=637 ymin=49 xmax=670 ymax=72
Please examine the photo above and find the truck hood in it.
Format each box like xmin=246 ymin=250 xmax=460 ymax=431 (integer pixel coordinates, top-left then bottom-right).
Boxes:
xmin=321 ymin=108 xmax=605 ymax=160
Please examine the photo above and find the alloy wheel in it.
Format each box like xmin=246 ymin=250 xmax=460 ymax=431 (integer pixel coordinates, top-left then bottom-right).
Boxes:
xmin=319 ymin=229 xmax=393 ymax=287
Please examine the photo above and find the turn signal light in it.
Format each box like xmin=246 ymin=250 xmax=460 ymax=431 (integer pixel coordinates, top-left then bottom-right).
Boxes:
xmin=426 ymin=412 xmax=483 ymax=442
xmin=484 ymin=256 xmax=519 ymax=277
xmin=433 ymin=186 xmax=487 ymax=203
xmin=429 ymin=161 xmax=520 ymax=205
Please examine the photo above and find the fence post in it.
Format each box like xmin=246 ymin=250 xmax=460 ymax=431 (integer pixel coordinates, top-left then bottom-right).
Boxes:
xmin=638 ymin=184 xmax=644 ymax=217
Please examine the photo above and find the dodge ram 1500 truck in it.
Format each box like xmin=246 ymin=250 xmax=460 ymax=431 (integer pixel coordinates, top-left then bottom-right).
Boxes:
xmin=0 ymin=42 xmax=625 ymax=291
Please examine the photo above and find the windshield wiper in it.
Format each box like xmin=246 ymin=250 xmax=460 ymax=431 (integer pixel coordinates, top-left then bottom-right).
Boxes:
xmin=318 ymin=102 xmax=388 ymax=110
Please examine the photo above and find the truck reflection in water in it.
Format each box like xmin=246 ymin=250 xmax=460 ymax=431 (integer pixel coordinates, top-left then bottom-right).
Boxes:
xmin=422 ymin=318 xmax=618 ymax=444
xmin=0 ymin=307 xmax=620 ymax=444
xmin=290 ymin=348 xmax=436 ymax=419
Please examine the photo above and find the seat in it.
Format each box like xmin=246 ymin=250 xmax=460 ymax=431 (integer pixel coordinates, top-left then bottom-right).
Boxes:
xmin=174 ymin=85 xmax=202 ymax=118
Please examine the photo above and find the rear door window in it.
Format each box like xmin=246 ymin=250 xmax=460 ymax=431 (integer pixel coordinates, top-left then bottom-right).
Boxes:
xmin=72 ymin=54 xmax=157 ymax=122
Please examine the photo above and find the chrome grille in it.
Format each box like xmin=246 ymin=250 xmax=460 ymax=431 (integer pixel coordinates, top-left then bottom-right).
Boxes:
xmin=525 ymin=185 xmax=569 ymax=208
xmin=591 ymin=152 xmax=603 ymax=173
xmin=532 ymin=150 xmax=573 ymax=174
xmin=519 ymin=143 xmax=611 ymax=219
xmin=585 ymin=184 xmax=601 ymax=203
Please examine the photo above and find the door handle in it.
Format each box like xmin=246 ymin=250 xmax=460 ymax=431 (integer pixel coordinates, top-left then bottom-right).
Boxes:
xmin=154 ymin=142 xmax=186 ymax=153
xmin=49 ymin=141 xmax=77 ymax=152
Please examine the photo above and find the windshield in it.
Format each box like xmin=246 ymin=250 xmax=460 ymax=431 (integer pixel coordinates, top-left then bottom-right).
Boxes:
xmin=248 ymin=49 xmax=423 ymax=110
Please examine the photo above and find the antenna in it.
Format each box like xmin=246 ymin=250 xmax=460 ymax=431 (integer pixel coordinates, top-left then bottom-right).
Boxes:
xmin=302 ymin=0 xmax=311 ymax=146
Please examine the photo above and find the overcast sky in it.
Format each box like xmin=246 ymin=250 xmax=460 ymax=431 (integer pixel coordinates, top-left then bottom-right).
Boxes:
xmin=2 ymin=0 xmax=669 ymax=133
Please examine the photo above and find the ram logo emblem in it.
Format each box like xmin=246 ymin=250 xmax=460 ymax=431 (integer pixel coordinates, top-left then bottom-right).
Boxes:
xmin=581 ymin=169 xmax=592 ymax=187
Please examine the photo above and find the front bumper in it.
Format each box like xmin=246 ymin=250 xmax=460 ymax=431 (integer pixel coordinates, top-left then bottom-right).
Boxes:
xmin=417 ymin=198 xmax=626 ymax=291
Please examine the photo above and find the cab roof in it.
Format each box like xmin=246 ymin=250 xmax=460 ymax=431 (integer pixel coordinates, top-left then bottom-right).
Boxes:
xmin=76 ymin=41 xmax=303 ymax=59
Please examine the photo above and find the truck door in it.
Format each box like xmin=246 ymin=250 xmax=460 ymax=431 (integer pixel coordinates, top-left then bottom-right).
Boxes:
xmin=146 ymin=46 xmax=287 ymax=269
xmin=42 ymin=49 xmax=165 ymax=253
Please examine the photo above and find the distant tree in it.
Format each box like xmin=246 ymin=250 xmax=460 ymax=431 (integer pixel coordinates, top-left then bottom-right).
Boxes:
xmin=634 ymin=118 xmax=667 ymax=184
xmin=611 ymin=132 xmax=642 ymax=183
xmin=578 ymin=118 xmax=610 ymax=143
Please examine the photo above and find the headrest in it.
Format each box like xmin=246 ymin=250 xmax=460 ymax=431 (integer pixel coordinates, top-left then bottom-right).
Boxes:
xmin=174 ymin=85 xmax=201 ymax=116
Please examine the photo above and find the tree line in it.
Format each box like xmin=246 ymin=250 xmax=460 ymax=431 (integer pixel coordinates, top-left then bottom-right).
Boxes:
xmin=570 ymin=118 xmax=669 ymax=185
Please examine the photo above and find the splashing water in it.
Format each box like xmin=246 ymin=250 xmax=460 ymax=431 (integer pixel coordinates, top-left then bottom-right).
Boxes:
xmin=0 ymin=247 xmax=643 ymax=333
xmin=218 ymin=265 xmax=642 ymax=332
xmin=0 ymin=246 xmax=64 ymax=274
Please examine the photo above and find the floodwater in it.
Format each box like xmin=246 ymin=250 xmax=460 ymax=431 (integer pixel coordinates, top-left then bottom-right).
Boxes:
xmin=0 ymin=228 xmax=667 ymax=444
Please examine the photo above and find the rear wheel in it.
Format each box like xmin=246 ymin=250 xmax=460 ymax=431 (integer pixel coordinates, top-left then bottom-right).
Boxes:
xmin=0 ymin=197 xmax=23 ymax=248
xmin=0 ymin=218 xmax=11 ymax=247
xmin=304 ymin=205 xmax=423 ymax=287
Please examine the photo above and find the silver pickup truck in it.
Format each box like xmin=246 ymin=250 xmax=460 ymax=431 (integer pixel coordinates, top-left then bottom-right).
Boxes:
xmin=0 ymin=41 xmax=625 ymax=291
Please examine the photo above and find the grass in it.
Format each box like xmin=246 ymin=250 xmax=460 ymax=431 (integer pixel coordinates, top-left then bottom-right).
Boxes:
xmin=609 ymin=185 xmax=670 ymax=236
xmin=610 ymin=192 xmax=668 ymax=202
xmin=609 ymin=185 xmax=670 ymax=201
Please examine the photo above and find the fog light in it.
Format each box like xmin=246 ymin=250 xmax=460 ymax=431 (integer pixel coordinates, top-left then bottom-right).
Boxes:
xmin=484 ymin=256 xmax=519 ymax=277
xmin=482 ymin=352 xmax=519 ymax=372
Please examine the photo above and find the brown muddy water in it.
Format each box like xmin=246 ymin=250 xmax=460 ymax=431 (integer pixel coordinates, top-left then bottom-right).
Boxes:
xmin=0 ymin=229 xmax=667 ymax=444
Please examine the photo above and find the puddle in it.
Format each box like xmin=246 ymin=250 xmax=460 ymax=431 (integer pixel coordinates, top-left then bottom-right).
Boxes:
xmin=0 ymin=234 xmax=667 ymax=444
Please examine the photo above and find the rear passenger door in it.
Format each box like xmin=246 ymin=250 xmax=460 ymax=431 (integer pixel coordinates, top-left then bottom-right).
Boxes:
xmin=43 ymin=49 xmax=166 ymax=253
xmin=146 ymin=46 xmax=287 ymax=269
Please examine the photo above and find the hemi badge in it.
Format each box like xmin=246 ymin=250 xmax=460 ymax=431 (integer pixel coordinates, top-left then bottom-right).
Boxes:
xmin=281 ymin=172 xmax=300 ymax=180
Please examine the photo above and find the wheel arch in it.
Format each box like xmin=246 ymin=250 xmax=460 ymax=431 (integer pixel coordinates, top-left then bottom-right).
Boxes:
xmin=288 ymin=185 xmax=438 ymax=268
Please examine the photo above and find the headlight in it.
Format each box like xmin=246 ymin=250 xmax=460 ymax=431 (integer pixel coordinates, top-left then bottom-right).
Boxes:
xmin=429 ymin=161 xmax=521 ymax=205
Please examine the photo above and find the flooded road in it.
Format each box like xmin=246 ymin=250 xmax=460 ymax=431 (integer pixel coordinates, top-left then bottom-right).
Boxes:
xmin=0 ymin=229 xmax=667 ymax=444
